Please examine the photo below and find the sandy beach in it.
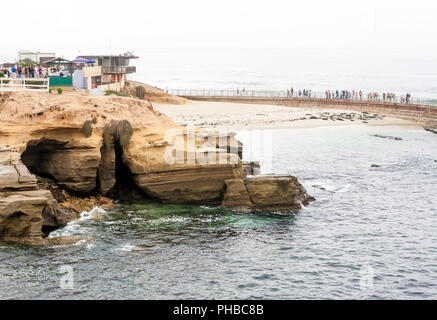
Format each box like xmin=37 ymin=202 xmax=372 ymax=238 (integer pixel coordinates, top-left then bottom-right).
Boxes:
xmin=154 ymin=100 xmax=421 ymax=130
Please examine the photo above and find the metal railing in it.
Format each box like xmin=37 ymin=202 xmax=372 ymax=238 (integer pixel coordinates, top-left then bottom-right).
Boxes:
xmin=0 ymin=77 xmax=50 ymax=93
xmin=102 ymin=66 xmax=136 ymax=74
xmin=166 ymin=89 xmax=437 ymax=107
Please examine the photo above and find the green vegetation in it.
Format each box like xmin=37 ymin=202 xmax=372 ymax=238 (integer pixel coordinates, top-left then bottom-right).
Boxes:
xmin=26 ymin=80 xmax=43 ymax=85
xmin=105 ymin=90 xmax=122 ymax=96
xmin=81 ymin=120 xmax=93 ymax=138
xmin=0 ymin=72 xmax=4 ymax=78
xmin=57 ymin=88 xmax=62 ymax=94
xmin=135 ymin=86 xmax=146 ymax=100
xmin=19 ymin=58 xmax=37 ymax=67
xmin=49 ymin=88 xmax=52 ymax=93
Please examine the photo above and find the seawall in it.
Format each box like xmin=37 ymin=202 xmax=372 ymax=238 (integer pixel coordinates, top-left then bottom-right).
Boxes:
xmin=182 ymin=96 xmax=437 ymax=125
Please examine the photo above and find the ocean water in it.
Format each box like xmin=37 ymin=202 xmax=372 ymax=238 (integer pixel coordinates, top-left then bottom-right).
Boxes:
xmin=3 ymin=47 xmax=437 ymax=98
xmin=133 ymin=47 xmax=437 ymax=99
xmin=1 ymin=125 xmax=437 ymax=299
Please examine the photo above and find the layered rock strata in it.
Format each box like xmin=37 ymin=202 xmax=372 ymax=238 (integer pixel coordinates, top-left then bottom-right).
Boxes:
xmin=222 ymin=176 xmax=314 ymax=211
xmin=0 ymin=91 xmax=313 ymax=244
xmin=0 ymin=147 xmax=84 ymax=245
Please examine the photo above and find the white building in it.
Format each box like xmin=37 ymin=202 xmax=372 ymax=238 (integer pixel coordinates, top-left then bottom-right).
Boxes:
xmin=18 ymin=50 xmax=56 ymax=64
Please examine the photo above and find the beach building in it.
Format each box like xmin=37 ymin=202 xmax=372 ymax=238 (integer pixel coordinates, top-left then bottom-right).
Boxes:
xmin=43 ymin=57 xmax=74 ymax=87
xmin=18 ymin=50 xmax=55 ymax=64
xmin=78 ymin=53 xmax=138 ymax=92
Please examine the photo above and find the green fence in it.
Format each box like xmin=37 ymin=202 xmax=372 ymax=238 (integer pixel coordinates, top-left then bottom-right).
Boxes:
xmin=49 ymin=76 xmax=72 ymax=86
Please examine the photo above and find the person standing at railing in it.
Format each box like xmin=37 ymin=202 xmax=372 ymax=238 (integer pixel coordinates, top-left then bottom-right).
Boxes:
xmin=29 ymin=65 xmax=35 ymax=78
xmin=291 ymin=87 xmax=294 ymax=97
xmin=11 ymin=66 xmax=17 ymax=78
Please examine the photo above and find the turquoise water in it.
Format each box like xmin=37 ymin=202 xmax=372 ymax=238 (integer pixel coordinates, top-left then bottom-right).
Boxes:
xmin=1 ymin=125 xmax=437 ymax=299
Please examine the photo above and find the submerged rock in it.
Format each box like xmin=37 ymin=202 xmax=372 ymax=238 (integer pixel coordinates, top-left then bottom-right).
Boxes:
xmin=424 ymin=126 xmax=437 ymax=134
xmin=221 ymin=175 xmax=314 ymax=211
xmin=372 ymin=134 xmax=402 ymax=141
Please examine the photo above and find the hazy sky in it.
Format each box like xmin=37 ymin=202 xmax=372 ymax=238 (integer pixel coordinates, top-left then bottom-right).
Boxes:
xmin=1 ymin=0 xmax=437 ymax=59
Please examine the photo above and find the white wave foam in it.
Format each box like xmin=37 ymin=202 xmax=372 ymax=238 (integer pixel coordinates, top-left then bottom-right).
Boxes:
xmin=78 ymin=206 xmax=107 ymax=221
xmin=116 ymin=243 xmax=135 ymax=252
xmin=310 ymin=180 xmax=351 ymax=193
xmin=48 ymin=206 xmax=107 ymax=238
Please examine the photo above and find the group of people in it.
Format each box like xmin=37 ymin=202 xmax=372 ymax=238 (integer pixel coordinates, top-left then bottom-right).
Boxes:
xmin=287 ymin=88 xmax=312 ymax=98
xmin=1 ymin=65 xmax=45 ymax=78
xmin=285 ymin=87 xmax=412 ymax=104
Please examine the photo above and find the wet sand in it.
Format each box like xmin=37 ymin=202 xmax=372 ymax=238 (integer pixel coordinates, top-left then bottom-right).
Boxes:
xmin=154 ymin=100 xmax=420 ymax=130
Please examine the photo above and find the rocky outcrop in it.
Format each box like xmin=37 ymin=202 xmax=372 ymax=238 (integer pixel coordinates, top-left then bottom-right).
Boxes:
xmin=124 ymin=81 xmax=187 ymax=105
xmin=0 ymin=148 xmax=84 ymax=245
xmin=424 ymin=126 xmax=437 ymax=134
xmin=0 ymin=91 xmax=313 ymax=244
xmin=0 ymin=92 xmax=247 ymax=244
xmin=0 ymin=92 xmax=243 ymax=204
xmin=222 ymin=176 xmax=314 ymax=211
xmin=242 ymin=161 xmax=261 ymax=176
xmin=123 ymin=127 xmax=244 ymax=203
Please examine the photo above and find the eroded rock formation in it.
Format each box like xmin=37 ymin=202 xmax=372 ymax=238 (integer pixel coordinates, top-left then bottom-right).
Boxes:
xmin=123 ymin=80 xmax=188 ymax=104
xmin=0 ymin=91 xmax=245 ymax=244
xmin=222 ymin=176 xmax=314 ymax=211
xmin=0 ymin=147 xmax=83 ymax=245
xmin=0 ymin=90 xmax=313 ymax=245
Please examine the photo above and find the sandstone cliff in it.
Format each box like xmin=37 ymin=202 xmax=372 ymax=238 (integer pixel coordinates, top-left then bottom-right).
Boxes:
xmin=123 ymin=81 xmax=188 ymax=104
xmin=222 ymin=176 xmax=314 ymax=211
xmin=0 ymin=91 xmax=313 ymax=245
xmin=0 ymin=91 xmax=244 ymax=244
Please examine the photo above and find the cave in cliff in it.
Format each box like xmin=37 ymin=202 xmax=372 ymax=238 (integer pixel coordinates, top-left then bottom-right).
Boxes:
xmin=20 ymin=136 xmax=148 ymax=201
xmin=21 ymin=139 xmax=67 ymax=183
xmin=104 ymin=139 xmax=149 ymax=201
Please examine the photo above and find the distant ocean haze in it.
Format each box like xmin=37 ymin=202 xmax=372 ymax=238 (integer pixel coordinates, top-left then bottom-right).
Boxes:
xmin=131 ymin=47 xmax=437 ymax=99
xmin=2 ymin=47 xmax=437 ymax=99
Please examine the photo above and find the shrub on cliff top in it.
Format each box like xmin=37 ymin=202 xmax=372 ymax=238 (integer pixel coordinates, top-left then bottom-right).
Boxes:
xmin=135 ymin=86 xmax=146 ymax=100
xmin=105 ymin=90 xmax=121 ymax=96
xmin=81 ymin=120 xmax=93 ymax=137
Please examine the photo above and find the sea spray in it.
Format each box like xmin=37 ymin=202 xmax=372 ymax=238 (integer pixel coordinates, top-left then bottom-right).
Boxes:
xmin=48 ymin=206 xmax=107 ymax=238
